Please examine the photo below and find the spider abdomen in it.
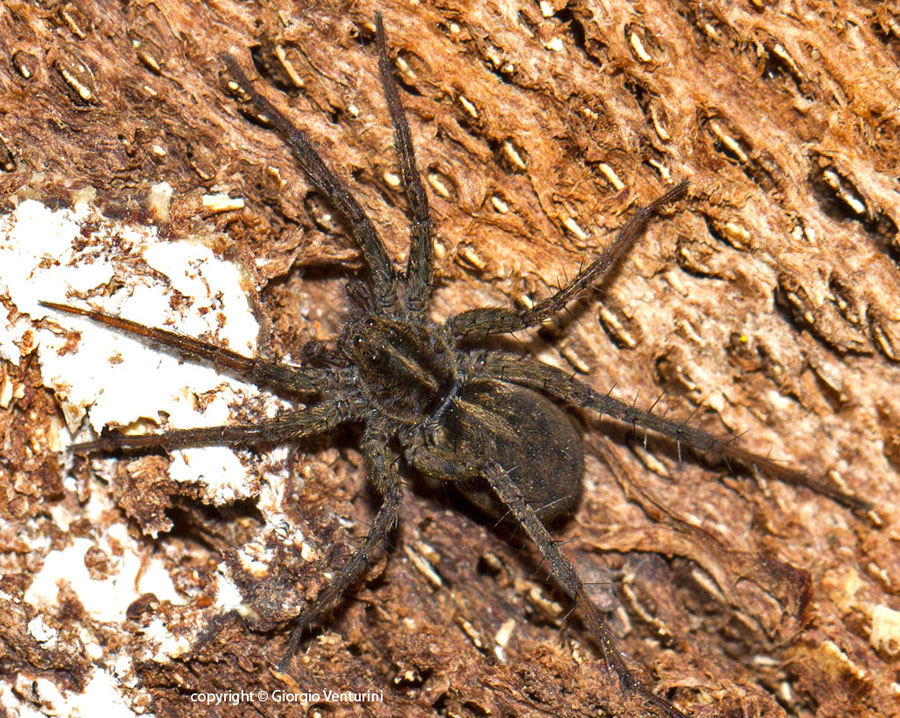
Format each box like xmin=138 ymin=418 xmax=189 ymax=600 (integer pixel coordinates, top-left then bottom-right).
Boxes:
xmin=444 ymin=380 xmax=584 ymax=523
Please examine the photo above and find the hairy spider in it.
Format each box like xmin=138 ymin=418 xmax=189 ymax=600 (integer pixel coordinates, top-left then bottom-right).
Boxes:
xmin=43 ymin=13 xmax=870 ymax=718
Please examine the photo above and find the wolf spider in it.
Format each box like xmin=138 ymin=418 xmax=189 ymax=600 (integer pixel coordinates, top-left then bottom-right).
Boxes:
xmin=43 ymin=13 xmax=870 ymax=718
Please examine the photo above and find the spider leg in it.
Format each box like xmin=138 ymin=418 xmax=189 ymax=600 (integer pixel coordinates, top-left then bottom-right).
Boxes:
xmin=478 ymin=352 xmax=872 ymax=511
xmin=375 ymin=14 xmax=434 ymax=311
xmin=448 ymin=180 xmax=688 ymax=340
xmin=222 ymin=55 xmax=399 ymax=307
xmin=278 ymin=424 xmax=402 ymax=672
xmin=41 ymin=301 xmax=336 ymax=396
xmin=482 ymin=462 xmax=689 ymax=718
xmin=72 ymin=399 xmax=352 ymax=453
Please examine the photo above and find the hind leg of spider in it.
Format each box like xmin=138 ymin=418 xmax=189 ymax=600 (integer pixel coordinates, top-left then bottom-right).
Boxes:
xmin=222 ymin=54 xmax=399 ymax=307
xmin=277 ymin=424 xmax=402 ymax=672
xmin=41 ymin=301 xmax=335 ymax=396
xmin=73 ymin=399 xmax=353 ymax=453
xmin=374 ymin=14 xmax=434 ymax=310
xmin=477 ymin=352 xmax=871 ymax=512
xmin=481 ymin=462 xmax=689 ymax=718
xmin=448 ymin=181 xmax=688 ymax=340
xmin=404 ymin=439 xmax=686 ymax=716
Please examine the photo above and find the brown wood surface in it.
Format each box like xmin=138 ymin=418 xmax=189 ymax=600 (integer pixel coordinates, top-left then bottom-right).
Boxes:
xmin=1 ymin=1 xmax=899 ymax=716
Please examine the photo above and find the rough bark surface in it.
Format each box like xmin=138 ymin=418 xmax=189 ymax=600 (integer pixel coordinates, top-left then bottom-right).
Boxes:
xmin=1 ymin=1 xmax=899 ymax=717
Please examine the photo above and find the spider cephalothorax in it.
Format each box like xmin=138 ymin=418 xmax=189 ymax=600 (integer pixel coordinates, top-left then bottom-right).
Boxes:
xmin=44 ymin=13 xmax=870 ymax=718
xmin=343 ymin=315 xmax=457 ymax=421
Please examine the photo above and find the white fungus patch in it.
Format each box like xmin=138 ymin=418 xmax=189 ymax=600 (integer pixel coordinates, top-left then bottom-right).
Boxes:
xmin=143 ymin=617 xmax=195 ymax=661
xmin=27 ymin=615 xmax=57 ymax=646
xmin=4 ymin=667 xmax=141 ymax=718
xmin=23 ymin=534 xmax=181 ymax=623
xmin=61 ymin=670 xmax=135 ymax=717
xmin=0 ymin=197 xmax=272 ymax=505
xmin=214 ymin=571 xmax=246 ymax=613
xmin=0 ymin=193 xmax=308 ymax=519
xmin=1 ymin=195 xmax=313 ymax=714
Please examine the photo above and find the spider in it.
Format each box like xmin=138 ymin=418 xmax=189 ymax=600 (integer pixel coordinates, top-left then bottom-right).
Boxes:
xmin=42 ymin=13 xmax=870 ymax=718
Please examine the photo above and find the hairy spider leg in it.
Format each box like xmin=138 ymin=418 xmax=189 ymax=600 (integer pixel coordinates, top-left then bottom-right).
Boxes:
xmin=479 ymin=352 xmax=872 ymax=512
xmin=39 ymin=301 xmax=334 ymax=395
xmin=278 ymin=424 xmax=403 ymax=671
xmin=74 ymin=399 xmax=351 ymax=454
xmin=483 ymin=462 xmax=689 ymax=718
xmin=448 ymin=180 xmax=689 ymax=339
xmin=375 ymin=14 xmax=434 ymax=311
xmin=223 ymin=49 xmax=404 ymax=310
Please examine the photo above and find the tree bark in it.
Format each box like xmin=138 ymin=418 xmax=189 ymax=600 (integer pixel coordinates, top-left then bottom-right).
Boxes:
xmin=1 ymin=1 xmax=898 ymax=717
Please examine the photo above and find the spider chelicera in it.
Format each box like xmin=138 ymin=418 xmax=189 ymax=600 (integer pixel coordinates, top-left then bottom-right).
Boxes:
xmin=42 ymin=13 xmax=870 ymax=718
